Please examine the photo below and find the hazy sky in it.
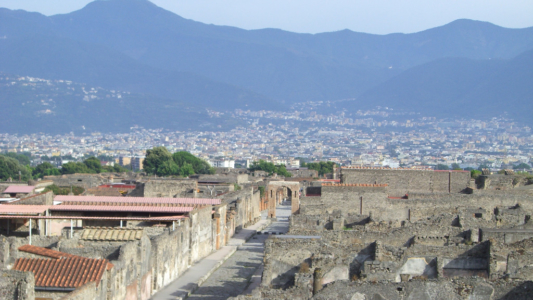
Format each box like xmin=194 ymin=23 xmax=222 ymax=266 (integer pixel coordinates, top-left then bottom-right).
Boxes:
xmin=1 ymin=0 xmax=532 ymax=34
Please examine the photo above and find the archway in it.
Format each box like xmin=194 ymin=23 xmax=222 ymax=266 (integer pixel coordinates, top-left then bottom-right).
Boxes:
xmin=267 ymin=181 xmax=300 ymax=218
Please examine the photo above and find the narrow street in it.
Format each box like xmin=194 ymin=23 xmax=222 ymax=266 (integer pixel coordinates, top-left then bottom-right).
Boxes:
xmin=186 ymin=202 xmax=292 ymax=300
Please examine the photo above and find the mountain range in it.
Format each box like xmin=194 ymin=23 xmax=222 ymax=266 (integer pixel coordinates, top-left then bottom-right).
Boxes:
xmin=1 ymin=0 xmax=532 ymax=132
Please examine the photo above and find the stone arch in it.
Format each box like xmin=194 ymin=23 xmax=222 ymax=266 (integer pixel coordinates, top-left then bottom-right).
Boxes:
xmin=266 ymin=181 xmax=300 ymax=217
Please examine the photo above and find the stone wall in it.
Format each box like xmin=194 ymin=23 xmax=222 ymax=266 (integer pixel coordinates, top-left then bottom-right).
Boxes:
xmin=7 ymin=191 xmax=53 ymax=206
xmin=341 ymin=168 xmax=470 ymax=195
xmin=43 ymin=174 xmax=108 ymax=188
xmin=130 ymin=179 xmax=198 ymax=198
xmin=189 ymin=206 xmax=215 ymax=264
xmin=0 ymin=270 xmax=35 ymax=300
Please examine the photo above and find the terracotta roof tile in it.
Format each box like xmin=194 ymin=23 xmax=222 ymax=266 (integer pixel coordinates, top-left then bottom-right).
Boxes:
xmin=13 ymin=257 xmax=108 ymax=288
xmin=18 ymin=245 xmax=114 ymax=271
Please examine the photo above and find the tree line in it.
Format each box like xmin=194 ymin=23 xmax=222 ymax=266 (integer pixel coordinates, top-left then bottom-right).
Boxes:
xmin=0 ymin=153 xmax=130 ymax=181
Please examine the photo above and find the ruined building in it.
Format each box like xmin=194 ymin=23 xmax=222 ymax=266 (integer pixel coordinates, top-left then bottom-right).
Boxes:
xmin=235 ymin=167 xmax=533 ymax=299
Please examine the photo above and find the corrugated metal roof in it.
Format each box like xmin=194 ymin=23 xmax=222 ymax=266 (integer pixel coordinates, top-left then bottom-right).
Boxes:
xmin=50 ymin=205 xmax=194 ymax=213
xmin=0 ymin=205 xmax=50 ymax=214
xmin=81 ymin=227 xmax=143 ymax=241
xmin=13 ymin=257 xmax=108 ymax=287
xmin=54 ymin=195 xmax=221 ymax=205
xmin=3 ymin=186 xmax=35 ymax=194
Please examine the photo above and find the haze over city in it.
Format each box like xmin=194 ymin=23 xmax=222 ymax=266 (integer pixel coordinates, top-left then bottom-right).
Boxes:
xmin=0 ymin=1 xmax=532 ymax=300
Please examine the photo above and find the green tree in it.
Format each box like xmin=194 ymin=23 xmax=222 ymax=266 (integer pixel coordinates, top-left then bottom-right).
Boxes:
xmin=306 ymin=161 xmax=336 ymax=176
xmin=83 ymin=157 xmax=103 ymax=173
xmin=144 ymin=147 xmax=175 ymax=175
xmin=514 ymin=163 xmax=531 ymax=170
xmin=61 ymin=162 xmax=92 ymax=174
xmin=156 ymin=160 xmax=180 ymax=176
xmin=471 ymin=170 xmax=482 ymax=179
xmin=436 ymin=164 xmax=450 ymax=170
xmin=44 ymin=184 xmax=84 ymax=195
xmin=0 ymin=155 xmax=32 ymax=181
xmin=179 ymin=163 xmax=195 ymax=177
xmin=33 ymin=162 xmax=60 ymax=178
xmin=172 ymin=151 xmax=214 ymax=174
xmin=248 ymin=160 xmax=291 ymax=177
xmin=1 ymin=152 xmax=31 ymax=166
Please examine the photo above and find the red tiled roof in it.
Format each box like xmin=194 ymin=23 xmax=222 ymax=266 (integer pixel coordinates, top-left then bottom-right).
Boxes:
xmin=54 ymin=195 xmax=221 ymax=205
xmin=13 ymin=257 xmax=108 ymax=287
xmin=50 ymin=205 xmax=194 ymax=213
xmin=18 ymin=245 xmax=114 ymax=271
xmin=0 ymin=205 xmax=50 ymax=214
xmin=3 ymin=186 xmax=35 ymax=194
xmin=19 ymin=244 xmax=78 ymax=259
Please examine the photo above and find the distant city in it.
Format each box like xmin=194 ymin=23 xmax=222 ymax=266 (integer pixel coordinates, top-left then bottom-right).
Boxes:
xmin=1 ymin=107 xmax=531 ymax=171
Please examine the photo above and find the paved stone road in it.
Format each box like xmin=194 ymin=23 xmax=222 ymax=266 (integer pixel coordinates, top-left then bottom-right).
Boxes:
xmin=187 ymin=202 xmax=292 ymax=300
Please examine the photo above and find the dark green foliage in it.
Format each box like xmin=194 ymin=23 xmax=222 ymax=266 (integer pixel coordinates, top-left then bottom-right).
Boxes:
xmin=172 ymin=152 xmax=214 ymax=175
xmin=234 ymin=183 xmax=242 ymax=191
xmin=83 ymin=157 xmax=102 ymax=173
xmin=451 ymin=163 xmax=462 ymax=170
xmin=44 ymin=184 xmax=84 ymax=195
xmin=258 ymin=186 xmax=265 ymax=198
xmin=514 ymin=163 xmax=531 ymax=170
xmin=60 ymin=157 xmax=104 ymax=174
xmin=302 ymin=161 xmax=336 ymax=176
xmin=2 ymin=152 xmax=31 ymax=166
xmin=248 ymin=160 xmax=292 ymax=177
xmin=61 ymin=162 xmax=92 ymax=174
xmin=33 ymin=162 xmax=61 ymax=178
xmin=471 ymin=170 xmax=482 ymax=179
xmin=143 ymin=148 xmax=212 ymax=177
xmin=144 ymin=147 xmax=174 ymax=176
xmin=102 ymin=164 xmax=130 ymax=173
xmin=436 ymin=164 xmax=450 ymax=170
xmin=0 ymin=155 xmax=32 ymax=181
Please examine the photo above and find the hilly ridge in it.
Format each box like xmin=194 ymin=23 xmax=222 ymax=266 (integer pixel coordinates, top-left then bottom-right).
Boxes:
xmin=351 ymin=50 xmax=533 ymax=124
xmin=1 ymin=0 xmax=533 ymax=132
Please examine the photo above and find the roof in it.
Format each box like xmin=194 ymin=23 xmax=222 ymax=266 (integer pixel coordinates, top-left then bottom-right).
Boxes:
xmin=0 ymin=205 xmax=50 ymax=215
xmin=0 ymin=215 xmax=187 ymax=221
xmin=18 ymin=245 xmax=114 ymax=271
xmin=13 ymin=257 xmax=108 ymax=288
xmin=81 ymin=227 xmax=143 ymax=241
xmin=54 ymin=195 xmax=221 ymax=205
xmin=19 ymin=244 xmax=78 ymax=259
xmin=3 ymin=186 xmax=35 ymax=194
xmin=50 ymin=205 xmax=194 ymax=213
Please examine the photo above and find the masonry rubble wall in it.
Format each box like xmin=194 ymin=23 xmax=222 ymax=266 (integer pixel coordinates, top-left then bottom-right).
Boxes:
xmin=0 ymin=270 xmax=35 ymax=300
xmin=43 ymin=174 xmax=107 ymax=188
xmin=129 ymin=179 xmax=198 ymax=198
xmin=341 ymin=168 xmax=470 ymax=194
xmin=189 ymin=205 xmax=215 ymax=264
xmin=7 ymin=191 xmax=53 ymax=206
